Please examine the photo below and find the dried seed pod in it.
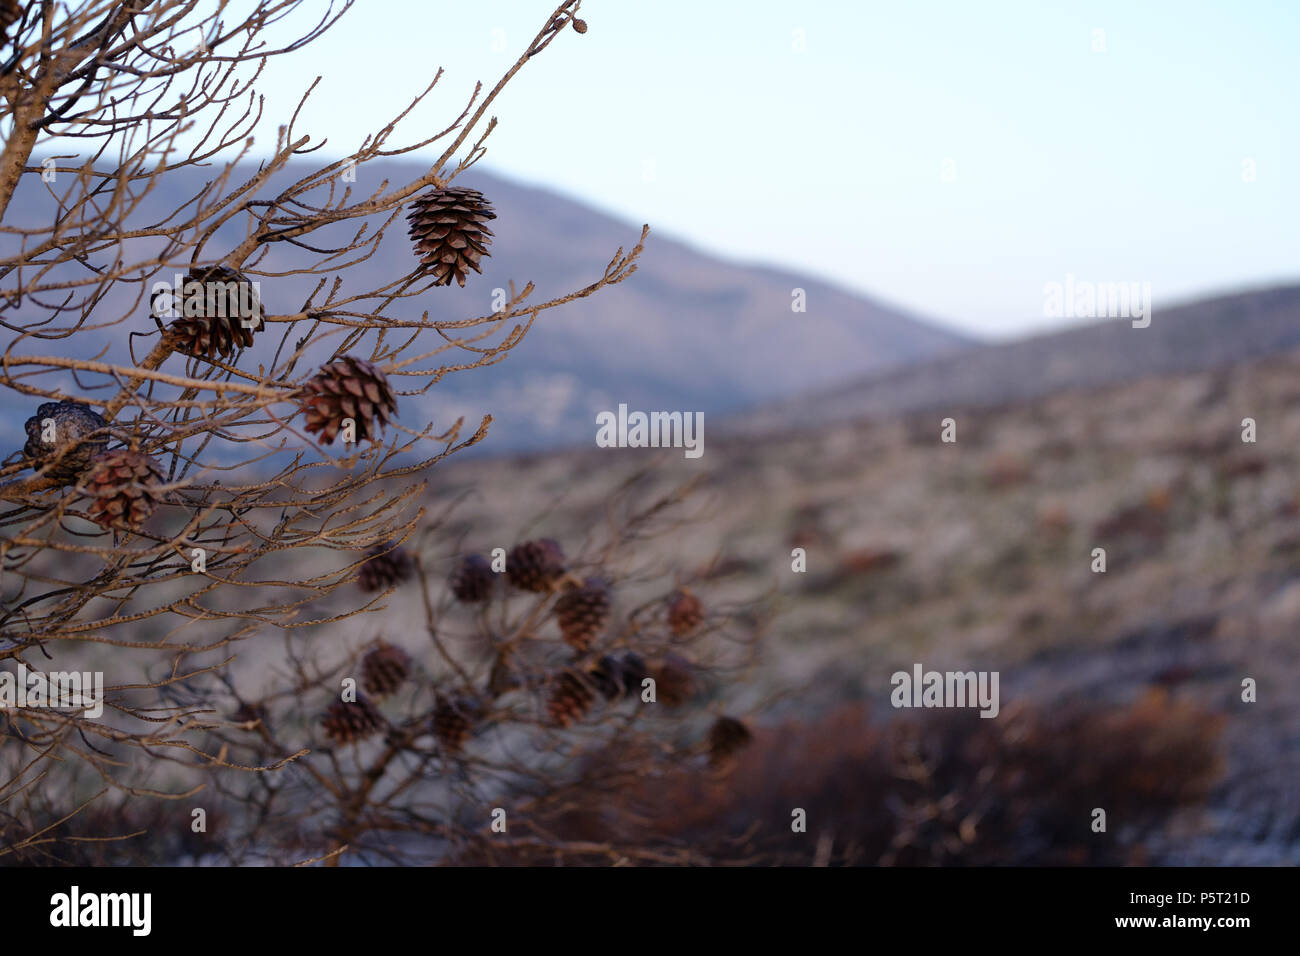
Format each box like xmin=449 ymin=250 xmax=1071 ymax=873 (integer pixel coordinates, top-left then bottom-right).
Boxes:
xmin=300 ymin=356 xmax=398 ymax=445
xmin=322 ymin=694 xmax=385 ymax=744
xmin=546 ymin=668 xmax=596 ymax=727
xmin=505 ymin=538 xmax=566 ymax=593
xmin=619 ymin=652 xmax=649 ymax=698
xmin=22 ymin=400 xmax=109 ymax=484
xmin=432 ymin=695 xmax=481 ymax=752
xmin=708 ymin=716 xmax=753 ymax=768
xmin=587 ymin=654 xmax=625 ymax=701
xmin=449 ymin=554 xmax=495 ymax=603
xmin=165 ymin=265 xmax=262 ymax=360
xmin=406 ymin=186 xmax=496 ymax=287
xmin=667 ymin=589 xmax=704 ymax=637
xmin=81 ymin=447 xmax=166 ymax=531
xmin=650 ymin=653 xmax=696 ymax=707
xmin=361 ymin=641 xmax=412 ymax=698
xmin=357 ymin=543 xmax=414 ymax=592
xmin=553 ymin=577 xmax=611 ymax=652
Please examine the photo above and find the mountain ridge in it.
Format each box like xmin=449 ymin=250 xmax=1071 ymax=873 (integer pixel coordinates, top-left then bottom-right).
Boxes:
xmin=0 ymin=159 xmax=969 ymax=452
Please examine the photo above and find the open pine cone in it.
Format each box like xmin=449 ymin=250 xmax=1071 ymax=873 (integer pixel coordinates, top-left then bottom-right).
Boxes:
xmin=667 ymin=589 xmax=704 ymax=637
xmin=449 ymin=554 xmax=495 ymax=603
xmin=505 ymin=538 xmax=566 ymax=593
xmin=407 ymin=186 xmax=496 ymax=287
xmin=651 ymin=653 xmax=697 ymax=707
xmin=546 ymin=668 xmax=597 ymax=727
xmin=23 ymin=400 xmax=109 ymax=484
xmin=708 ymin=716 xmax=753 ymax=768
xmin=357 ymin=542 xmax=413 ymax=592
xmin=431 ymin=695 xmax=481 ymax=753
xmin=360 ymin=642 xmax=412 ymax=698
xmin=164 ymin=265 xmax=262 ymax=360
xmin=554 ymin=577 xmax=611 ymax=653
xmin=322 ymin=695 xmax=385 ymax=745
xmin=300 ymin=356 xmax=397 ymax=445
xmin=81 ymin=447 xmax=166 ymax=531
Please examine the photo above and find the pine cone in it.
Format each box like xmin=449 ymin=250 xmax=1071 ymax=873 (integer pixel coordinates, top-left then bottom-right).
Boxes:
xmin=300 ymin=356 xmax=397 ymax=445
xmin=432 ymin=695 xmax=480 ymax=753
xmin=587 ymin=654 xmax=626 ymax=701
xmin=0 ymin=2 xmax=22 ymax=41
xmin=164 ymin=265 xmax=262 ymax=360
xmin=449 ymin=554 xmax=495 ymax=603
xmin=554 ymin=577 xmax=610 ymax=652
xmin=23 ymin=401 xmax=109 ymax=484
xmin=667 ymin=589 xmax=704 ymax=637
xmin=619 ymin=652 xmax=648 ymax=698
xmin=407 ymin=186 xmax=496 ymax=287
xmin=322 ymin=694 xmax=384 ymax=744
xmin=81 ymin=447 xmax=165 ymax=531
xmin=361 ymin=641 xmax=412 ymax=698
xmin=357 ymin=542 xmax=413 ymax=592
xmin=547 ymin=668 xmax=596 ymax=727
xmin=505 ymin=538 xmax=565 ymax=593
xmin=651 ymin=653 xmax=696 ymax=707
xmin=588 ymin=651 xmax=648 ymax=700
xmin=708 ymin=716 xmax=753 ymax=768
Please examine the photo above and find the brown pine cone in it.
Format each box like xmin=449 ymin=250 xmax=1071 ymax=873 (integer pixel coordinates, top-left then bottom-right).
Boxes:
xmin=300 ymin=355 xmax=397 ymax=445
xmin=449 ymin=554 xmax=495 ymax=603
xmin=357 ymin=542 xmax=413 ymax=592
xmin=588 ymin=651 xmax=648 ymax=701
xmin=667 ymin=589 xmax=704 ymax=637
xmin=0 ymin=1 xmax=22 ymax=41
xmin=361 ymin=641 xmax=412 ymax=698
xmin=164 ymin=265 xmax=262 ymax=360
xmin=81 ymin=447 xmax=166 ymax=531
xmin=546 ymin=668 xmax=596 ymax=727
xmin=23 ymin=400 xmax=109 ymax=484
xmin=651 ymin=653 xmax=696 ymax=707
xmin=407 ymin=186 xmax=496 ymax=287
xmin=432 ymin=695 xmax=480 ymax=753
xmin=553 ymin=577 xmax=610 ymax=653
xmin=322 ymin=694 xmax=385 ymax=744
xmin=708 ymin=716 xmax=753 ymax=768
xmin=587 ymin=654 xmax=626 ymax=701
xmin=505 ymin=538 xmax=565 ymax=593
xmin=619 ymin=652 xmax=648 ymax=698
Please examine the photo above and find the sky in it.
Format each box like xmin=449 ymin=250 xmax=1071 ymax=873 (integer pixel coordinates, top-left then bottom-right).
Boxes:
xmin=225 ymin=1 xmax=1297 ymax=339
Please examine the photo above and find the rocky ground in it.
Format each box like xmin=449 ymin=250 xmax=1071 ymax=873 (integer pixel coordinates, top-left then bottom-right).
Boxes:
xmin=414 ymin=345 xmax=1300 ymax=864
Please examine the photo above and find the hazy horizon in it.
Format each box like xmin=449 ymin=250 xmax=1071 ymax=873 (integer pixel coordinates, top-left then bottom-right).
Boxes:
xmin=162 ymin=0 xmax=1300 ymax=340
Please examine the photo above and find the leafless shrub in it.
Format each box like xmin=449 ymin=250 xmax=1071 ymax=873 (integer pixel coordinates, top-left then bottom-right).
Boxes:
xmin=0 ymin=0 xmax=669 ymax=863
xmin=475 ymin=689 xmax=1223 ymax=865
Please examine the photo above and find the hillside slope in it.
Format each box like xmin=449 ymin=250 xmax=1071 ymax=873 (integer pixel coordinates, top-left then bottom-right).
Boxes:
xmin=0 ymin=160 xmax=967 ymax=452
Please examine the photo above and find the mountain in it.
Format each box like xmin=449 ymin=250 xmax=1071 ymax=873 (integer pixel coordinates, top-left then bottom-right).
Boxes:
xmin=0 ymin=160 xmax=968 ymax=453
xmin=735 ymin=284 xmax=1300 ymax=436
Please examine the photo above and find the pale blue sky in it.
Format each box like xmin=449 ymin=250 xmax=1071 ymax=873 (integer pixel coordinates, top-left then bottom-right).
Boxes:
xmin=238 ymin=0 xmax=1297 ymax=338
